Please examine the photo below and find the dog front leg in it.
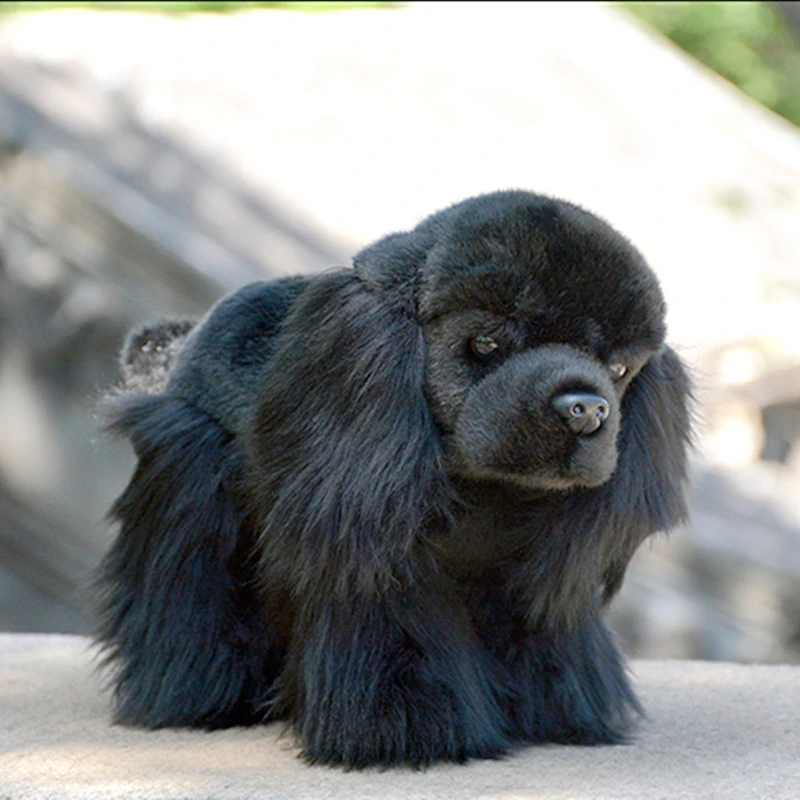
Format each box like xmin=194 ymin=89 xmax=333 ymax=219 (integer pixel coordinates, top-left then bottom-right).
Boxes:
xmin=280 ymin=579 xmax=511 ymax=768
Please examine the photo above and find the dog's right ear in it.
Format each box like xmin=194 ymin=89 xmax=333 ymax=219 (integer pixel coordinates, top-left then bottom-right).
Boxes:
xmin=245 ymin=258 xmax=449 ymax=599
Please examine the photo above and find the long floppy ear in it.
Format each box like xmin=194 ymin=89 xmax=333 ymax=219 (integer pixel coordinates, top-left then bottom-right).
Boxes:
xmin=599 ymin=344 xmax=693 ymax=600
xmin=245 ymin=261 xmax=449 ymax=596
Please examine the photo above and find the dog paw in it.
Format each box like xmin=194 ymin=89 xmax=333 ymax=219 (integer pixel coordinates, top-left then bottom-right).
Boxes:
xmin=298 ymin=666 xmax=511 ymax=768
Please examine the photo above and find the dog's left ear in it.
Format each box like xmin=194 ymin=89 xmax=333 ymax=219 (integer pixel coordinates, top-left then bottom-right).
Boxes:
xmin=245 ymin=239 xmax=446 ymax=596
xmin=600 ymin=344 xmax=693 ymax=600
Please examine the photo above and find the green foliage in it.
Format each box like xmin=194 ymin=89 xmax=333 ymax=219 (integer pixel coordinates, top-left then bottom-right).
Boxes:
xmin=0 ymin=1 xmax=396 ymax=14
xmin=621 ymin=2 xmax=800 ymax=128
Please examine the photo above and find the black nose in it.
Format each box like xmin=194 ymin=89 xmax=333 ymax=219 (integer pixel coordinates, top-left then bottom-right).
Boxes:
xmin=551 ymin=393 xmax=610 ymax=436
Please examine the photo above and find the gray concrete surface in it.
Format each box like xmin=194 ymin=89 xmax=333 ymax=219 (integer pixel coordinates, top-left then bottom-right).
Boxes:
xmin=1 ymin=634 xmax=799 ymax=800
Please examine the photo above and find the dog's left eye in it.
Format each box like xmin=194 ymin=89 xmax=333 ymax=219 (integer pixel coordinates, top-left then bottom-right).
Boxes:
xmin=469 ymin=335 xmax=500 ymax=360
xmin=609 ymin=362 xmax=628 ymax=379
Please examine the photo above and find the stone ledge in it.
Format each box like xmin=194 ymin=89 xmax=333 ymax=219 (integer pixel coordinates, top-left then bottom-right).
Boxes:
xmin=1 ymin=633 xmax=798 ymax=799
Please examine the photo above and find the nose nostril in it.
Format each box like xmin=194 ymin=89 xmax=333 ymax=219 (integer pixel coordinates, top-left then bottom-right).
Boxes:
xmin=552 ymin=393 xmax=610 ymax=435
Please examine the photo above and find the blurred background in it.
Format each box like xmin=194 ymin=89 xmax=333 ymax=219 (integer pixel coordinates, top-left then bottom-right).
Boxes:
xmin=0 ymin=1 xmax=799 ymax=664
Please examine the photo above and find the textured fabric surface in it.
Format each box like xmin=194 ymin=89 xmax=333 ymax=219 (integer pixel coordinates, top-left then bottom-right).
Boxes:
xmin=0 ymin=633 xmax=798 ymax=799
xmin=0 ymin=634 xmax=800 ymax=800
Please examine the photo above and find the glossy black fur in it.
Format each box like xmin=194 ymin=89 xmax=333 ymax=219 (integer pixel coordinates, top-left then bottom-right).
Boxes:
xmin=96 ymin=191 xmax=692 ymax=768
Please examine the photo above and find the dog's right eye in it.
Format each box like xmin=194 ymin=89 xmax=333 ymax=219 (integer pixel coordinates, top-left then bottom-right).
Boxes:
xmin=469 ymin=335 xmax=500 ymax=361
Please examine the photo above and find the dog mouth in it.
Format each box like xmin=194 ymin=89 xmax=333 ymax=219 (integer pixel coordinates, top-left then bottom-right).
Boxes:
xmin=444 ymin=440 xmax=619 ymax=493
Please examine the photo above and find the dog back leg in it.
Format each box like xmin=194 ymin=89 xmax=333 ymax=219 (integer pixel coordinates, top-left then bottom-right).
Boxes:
xmin=96 ymin=393 xmax=285 ymax=729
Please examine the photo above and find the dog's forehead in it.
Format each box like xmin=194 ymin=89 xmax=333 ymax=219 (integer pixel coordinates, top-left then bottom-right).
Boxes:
xmin=417 ymin=197 xmax=666 ymax=345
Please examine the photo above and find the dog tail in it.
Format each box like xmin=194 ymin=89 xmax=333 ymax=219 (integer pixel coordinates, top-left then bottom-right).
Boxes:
xmin=118 ymin=320 xmax=196 ymax=395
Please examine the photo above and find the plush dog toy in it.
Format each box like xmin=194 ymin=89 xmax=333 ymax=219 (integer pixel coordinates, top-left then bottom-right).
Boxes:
xmin=97 ymin=190 xmax=692 ymax=768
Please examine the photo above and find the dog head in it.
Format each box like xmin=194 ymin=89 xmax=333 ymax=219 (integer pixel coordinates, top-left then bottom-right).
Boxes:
xmin=354 ymin=191 xmax=672 ymax=493
xmin=251 ymin=190 xmax=691 ymax=593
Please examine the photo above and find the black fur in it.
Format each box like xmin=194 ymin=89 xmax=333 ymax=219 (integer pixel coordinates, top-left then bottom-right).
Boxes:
xmin=96 ymin=190 xmax=692 ymax=768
